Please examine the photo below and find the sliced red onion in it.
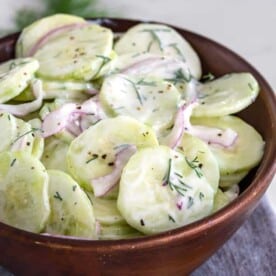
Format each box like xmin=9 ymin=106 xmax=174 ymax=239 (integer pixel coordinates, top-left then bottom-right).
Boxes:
xmin=176 ymin=196 xmax=184 ymax=210
xmin=121 ymin=56 xmax=163 ymax=75
xmin=80 ymin=98 xmax=106 ymax=131
xmin=42 ymin=103 xmax=77 ymax=138
xmin=66 ymin=120 xmax=82 ymax=136
xmin=91 ymin=145 xmax=137 ymax=197
xmin=190 ymin=126 xmax=238 ymax=148
xmin=121 ymin=56 xmax=191 ymax=81
xmin=42 ymin=96 xmax=105 ymax=137
xmin=165 ymin=104 xmax=185 ymax=149
xmin=0 ymin=79 xmax=43 ymax=117
xmin=166 ymin=102 xmax=238 ymax=149
xmin=28 ymin=22 xmax=88 ymax=56
xmin=80 ymin=98 xmax=100 ymax=115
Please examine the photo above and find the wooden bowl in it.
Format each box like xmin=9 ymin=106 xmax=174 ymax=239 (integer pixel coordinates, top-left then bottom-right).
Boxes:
xmin=0 ymin=18 xmax=275 ymax=276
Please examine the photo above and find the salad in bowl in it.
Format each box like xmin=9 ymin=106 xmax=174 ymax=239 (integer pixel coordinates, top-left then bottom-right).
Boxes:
xmin=0 ymin=14 xmax=264 ymax=240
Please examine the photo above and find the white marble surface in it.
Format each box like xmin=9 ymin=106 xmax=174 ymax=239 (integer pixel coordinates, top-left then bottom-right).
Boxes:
xmin=0 ymin=0 xmax=275 ymax=206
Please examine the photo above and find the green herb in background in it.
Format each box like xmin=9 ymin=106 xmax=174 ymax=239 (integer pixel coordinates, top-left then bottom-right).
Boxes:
xmin=11 ymin=0 xmax=109 ymax=33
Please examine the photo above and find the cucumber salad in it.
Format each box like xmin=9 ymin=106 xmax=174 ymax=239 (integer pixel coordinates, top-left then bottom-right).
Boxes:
xmin=0 ymin=14 xmax=264 ymax=239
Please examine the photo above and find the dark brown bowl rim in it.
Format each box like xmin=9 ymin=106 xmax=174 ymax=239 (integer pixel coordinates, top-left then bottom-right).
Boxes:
xmin=0 ymin=18 xmax=275 ymax=252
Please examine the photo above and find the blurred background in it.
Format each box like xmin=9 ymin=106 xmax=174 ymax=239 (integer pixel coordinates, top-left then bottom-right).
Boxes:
xmin=0 ymin=0 xmax=275 ymax=205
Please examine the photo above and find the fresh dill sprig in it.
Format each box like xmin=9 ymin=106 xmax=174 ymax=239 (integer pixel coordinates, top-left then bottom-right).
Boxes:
xmin=248 ymin=82 xmax=254 ymax=91
xmin=141 ymin=29 xmax=164 ymax=52
xmin=187 ymin=196 xmax=194 ymax=209
xmin=163 ymin=159 xmax=191 ymax=197
xmin=199 ymin=192 xmax=205 ymax=200
xmin=123 ymin=78 xmax=143 ymax=105
xmin=136 ymin=79 xmax=157 ymax=87
xmin=53 ymin=191 xmax=63 ymax=201
xmin=86 ymin=154 xmax=98 ymax=164
xmin=11 ymin=128 xmax=42 ymax=146
xmin=168 ymin=43 xmax=184 ymax=59
xmin=168 ymin=215 xmax=176 ymax=223
xmin=92 ymin=55 xmax=112 ymax=78
xmin=185 ymin=156 xmax=203 ymax=178
xmin=165 ymin=69 xmax=192 ymax=85
xmin=10 ymin=158 xmax=17 ymax=167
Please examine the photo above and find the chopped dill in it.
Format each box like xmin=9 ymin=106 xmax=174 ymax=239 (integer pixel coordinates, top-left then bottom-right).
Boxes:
xmin=248 ymin=82 xmax=254 ymax=91
xmin=185 ymin=156 xmax=203 ymax=178
xmin=136 ymin=79 xmax=157 ymax=87
xmin=165 ymin=69 xmax=192 ymax=84
xmin=168 ymin=215 xmax=176 ymax=223
xmin=163 ymin=159 xmax=190 ymax=197
xmin=199 ymin=192 xmax=205 ymax=200
xmin=123 ymin=78 xmax=143 ymax=105
xmin=53 ymin=191 xmax=63 ymax=201
xmin=187 ymin=196 xmax=194 ymax=209
xmin=86 ymin=154 xmax=98 ymax=164
xmin=10 ymin=158 xmax=17 ymax=167
xmin=168 ymin=43 xmax=182 ymax=56
xmin=11 ymin=128 xmax=42 ymax=146
xmin=141 ymin=29 xmax=164 ymax=51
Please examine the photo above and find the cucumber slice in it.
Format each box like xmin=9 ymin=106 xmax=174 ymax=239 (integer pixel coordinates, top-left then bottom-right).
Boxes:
xmin=0 ymin=112 xmax=17 ymax=152
xmin=99 ymin=223 xmax=143 ymax=240
xmin=14 ymin=80 xmax=94 ymax=101
xmin=86 ymin=192 xmax=143 ymax=239
xmin=117 ymin=146 xmax=215 ymax=234
xmin=67 ymin=116 xmax=158 ymax=192
xmin=191 ymin=116 xmax=265 ymax=174
xmin=219 ymin=170 xmax=248 ymax=188
xmin=16 ymin=14 xmax=86 ymax=57
xmin=89 ymin=195 xmax=125 ymax=226
xmin=41 ymin=136 xmax=70 ymax=173
xmin=176 ymin=133 xmax=219 ymax=191
xmin=99 ymin=74 xmax=181 ymax=135
xmin=0 ymin=113 xmax=39 ymax=155
xmin=0 ymin=151 xmax=50 ymax=232
xmin=28 ymin=118 xmax=44 ymax=159
xmin=34 ymin=24 xmax=113 ymax=81
xmin=39 ymin=100 xmax=76 ymax=142
xmin=46 ymin=170 xmax=97 ymax=238
xmin=194 ymin=73 xmax=259 ymax=117
xmin=115 ymin=23 xmax=201 ymax=79
xmin=0 ymin=58 xmax=39 ymax=103
xmin=212 ymin=186 xmax=239 ymax=213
